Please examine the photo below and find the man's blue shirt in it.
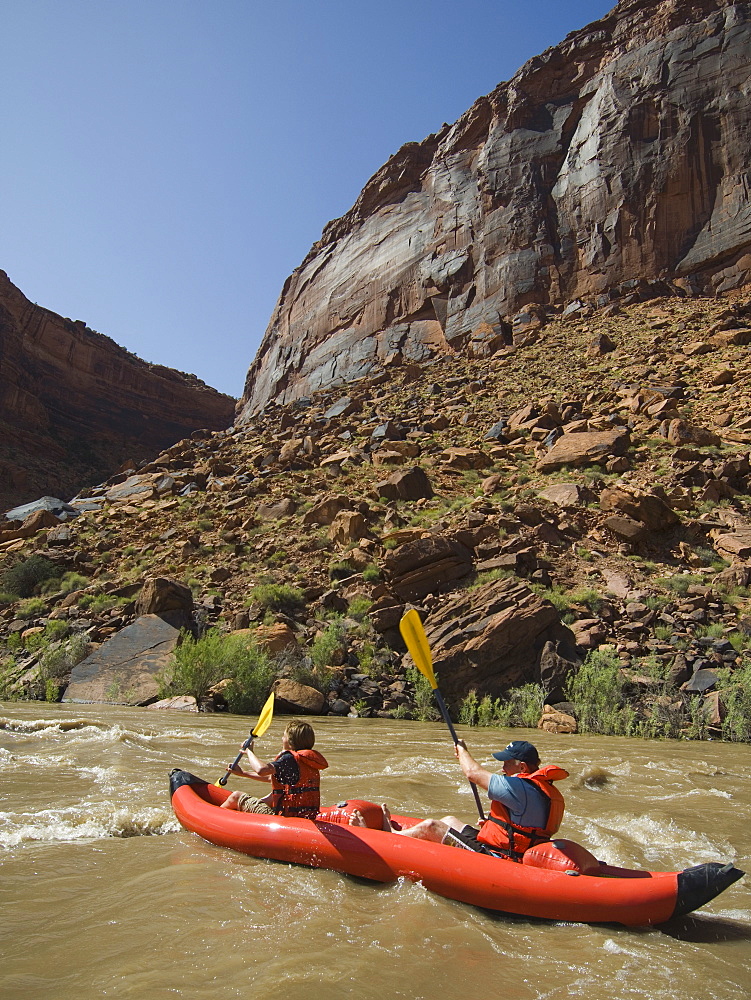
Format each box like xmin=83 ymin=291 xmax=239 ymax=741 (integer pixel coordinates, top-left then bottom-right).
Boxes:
xmin=487 ymin=773 xmax=548 ymax=827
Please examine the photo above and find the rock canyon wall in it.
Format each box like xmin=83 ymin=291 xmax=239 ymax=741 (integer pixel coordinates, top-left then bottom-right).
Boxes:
xmin=0 ymin=270 xmax=235 ymax=511
xmin=239 ymin=0 xmax=751 ymax=418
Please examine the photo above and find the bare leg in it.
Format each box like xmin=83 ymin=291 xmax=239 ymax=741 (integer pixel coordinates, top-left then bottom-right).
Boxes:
xmin=396 ymin=815 xmax=464 ymax=842
xmin=220 ymin=790 xmax=242 ymax=810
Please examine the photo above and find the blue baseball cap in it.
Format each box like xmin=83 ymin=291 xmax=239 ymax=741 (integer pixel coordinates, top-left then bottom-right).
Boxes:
xmin=492 ymin=740 xmax=539 ymax=765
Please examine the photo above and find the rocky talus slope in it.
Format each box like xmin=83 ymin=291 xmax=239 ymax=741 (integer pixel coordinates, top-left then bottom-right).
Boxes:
xmin=0 ymin=269 xmax=236 ymax=512
xmin=239 ymin=0 xmax=751 ymax=416
xmin=3 ymin=291 xmax=751 ymax=737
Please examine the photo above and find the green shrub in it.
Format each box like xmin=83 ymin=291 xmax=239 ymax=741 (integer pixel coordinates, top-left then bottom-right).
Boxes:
xmin=728 ymin=631 xmax=751 ymax=654
xmin=328 ymin=560 xmax=355 ymax=581
xmin=654 ymin=573 xmax=705 ymax=595
xmin=458 ymin=689 xmax=479 ymax=725
xmin=361 ymin=564 xmax=381 ymax=583
xmin=310 ymin=619 xmax=346 ymax=669
xmin=566 ymin=648 xmax=639 ymax=736
xmin=568 ymin=587 xmax=605 ymax=615
xmin=347 ymin=596 xmax=372 ymax=621
xmin=45 ymin=620 xmax=70 ymax=641
xmin=59 ymin=572 xmax=89 ymax=594
xmin=1 ymin=556 xmax=62 ymax=598
xmin=17 ymin=597 xmax=46 ymax=618
xmin=159 ymin=629 xmax=237 ymax=704
xmin=406 ymin=666 xmax=439 ymax=722
xmin=531 ymin=585 xmax=571 ymax=614
xmin=37 ymin=634 xmax=92 ymax=697
xmin=248 ymin=584 xmax=305 ymax=615
xmin=459 ymin=684 xmax=546 ymax=728
xmin=223 ymin=642 xmax=276 ymax=715
xmin=159 ymin=629 xmax=276 ymax=714
xmin=0 ymin=591 xmax=17 ymax=606
xmin=720 ymin=663 xmax=751 ymax=741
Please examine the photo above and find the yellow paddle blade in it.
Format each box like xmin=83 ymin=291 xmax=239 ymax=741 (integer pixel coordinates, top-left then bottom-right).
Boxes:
xmin=253 ymin=691 xmax=275 ymax=738
xmin=399 ymin=609 xmax=437 ymax=689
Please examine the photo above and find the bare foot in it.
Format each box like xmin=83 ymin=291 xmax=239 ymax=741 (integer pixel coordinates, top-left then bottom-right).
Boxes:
xmin=348 ymin=808 xmax=367 ymax=827
xmin=381 ymin=803 xmax=394 ymax=832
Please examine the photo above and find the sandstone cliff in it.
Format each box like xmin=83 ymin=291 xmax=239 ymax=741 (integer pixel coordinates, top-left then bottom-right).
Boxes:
xmin=0 ymin=270 xmax=235 ymax=511
xmin=239 ymin=0 xmax=751 ymax=417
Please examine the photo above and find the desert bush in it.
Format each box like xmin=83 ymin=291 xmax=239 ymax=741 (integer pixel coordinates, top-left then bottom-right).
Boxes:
xmin=405 ymin=666 xmax=439 ymax=722
xmin=654 ymin=573 xmax=705 ymax=595
xmin=159 ymin=629 xmax=276 ymax=714
xmin=459 ymin=684 xmax=546 ymax=728
xmin=310 ymin=618 xmax=346 ymax=669
xmin=328 ymin=560 xmax=355 ymax=581
xmin=720 ymin=663 xmax=751 ymax=742
xmin=17 ymin=597 xmax=47 ymax=619
xmin=248 ymin=583 xmax=305 ymax=615
xmin=1 ymin=556 xmax=62 ymax=598
xmin=566 ymin=648 xmax=639 ymax=737
xmin=159 ymin=630 xmax=235 ymax=704
xmin=347 ymin=596 xmax=373 ymax=621
xmin=223 ymin=642 xmax=276 ymax=715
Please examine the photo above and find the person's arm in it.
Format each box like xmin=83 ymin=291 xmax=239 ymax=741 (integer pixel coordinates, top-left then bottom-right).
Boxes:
xmin=242 ymin=742 xmax=275 ymax=778
xmin=225 ymin=738 xmax=274 ymax=781
xmin=454 ymin=740 xmax=493 ymax=791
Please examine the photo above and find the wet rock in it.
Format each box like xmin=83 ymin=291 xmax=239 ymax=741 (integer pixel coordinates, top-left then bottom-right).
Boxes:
xmin=538 ymin=704 xmax=577 ymax=734
xmin=148 ymin=695 xmax=198 ymax=711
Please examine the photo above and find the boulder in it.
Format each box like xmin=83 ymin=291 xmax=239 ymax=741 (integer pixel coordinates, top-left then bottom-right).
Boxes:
xmin=599 ymin=486 xmax=679 ymax=530
xmin=135 ymin=577 xmax=194 ymax=629
xmin=62 ymin=614 xmax=181 ymax=705
xmin=237 ymin=623 xmax=298 ymax=654
xmin=384 ymin=534 xmax=473 ymax=601
xmin=375 ymin=467 xmax=434 ymax=501
xmin=406 ymin=577 xmax=580 ymax=705
xmin=536 ymin=429 xmax=630 ymax=472
xmin=271 ymin=678 xmax=326 ymax=714
xmin=538 ymin=704 xmax=577 ymax=734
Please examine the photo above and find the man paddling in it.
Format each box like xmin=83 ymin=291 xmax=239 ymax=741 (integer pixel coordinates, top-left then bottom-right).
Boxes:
xmin=355 ymin=739 xmax=569 ymax=861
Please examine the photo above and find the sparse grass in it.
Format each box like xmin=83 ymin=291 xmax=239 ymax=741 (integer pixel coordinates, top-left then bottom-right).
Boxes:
xmin=16 ymin=597 xmax=47 ymax=618
xmin=247 ymin=583 xmax=306 ymax=615
xmin=654 ymin=573 xmax=705 ymax=595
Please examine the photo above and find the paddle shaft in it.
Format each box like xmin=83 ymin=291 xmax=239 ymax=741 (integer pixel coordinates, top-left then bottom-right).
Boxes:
xmin=433 ymin=689 xmax=486 ymax=821
xmin=218 ymin=733 xmax=256 ymax=787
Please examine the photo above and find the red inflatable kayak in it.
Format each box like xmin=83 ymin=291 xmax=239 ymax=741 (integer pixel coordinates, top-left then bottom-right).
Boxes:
xmin=169 ymin=770 xmax=743 ymax=926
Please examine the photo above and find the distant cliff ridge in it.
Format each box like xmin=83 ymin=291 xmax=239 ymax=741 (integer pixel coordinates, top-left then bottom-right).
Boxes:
xmin=0 ymin=270 xmax=235 ymax=511
xmin=239 ymin=0 xmax=751 ymax=418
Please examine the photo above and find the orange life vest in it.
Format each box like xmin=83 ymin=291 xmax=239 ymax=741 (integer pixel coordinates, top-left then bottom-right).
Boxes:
xmin=269 ymin=749 xmax=328 ymax=819
xmin=476 ymin=765 xmax=568 ymax=860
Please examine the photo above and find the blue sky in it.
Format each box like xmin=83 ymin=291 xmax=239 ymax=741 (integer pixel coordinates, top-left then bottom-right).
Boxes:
xmin=2 ymin=1 xmax=612 ymax=399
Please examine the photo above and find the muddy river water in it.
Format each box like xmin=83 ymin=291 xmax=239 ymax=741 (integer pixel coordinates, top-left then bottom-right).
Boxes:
xmin=1 ymin=703 xmax=749 ymax=999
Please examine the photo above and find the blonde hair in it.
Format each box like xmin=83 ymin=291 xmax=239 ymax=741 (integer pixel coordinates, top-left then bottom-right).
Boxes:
xmin=284 ymin=721 xmax=315 ymax=750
